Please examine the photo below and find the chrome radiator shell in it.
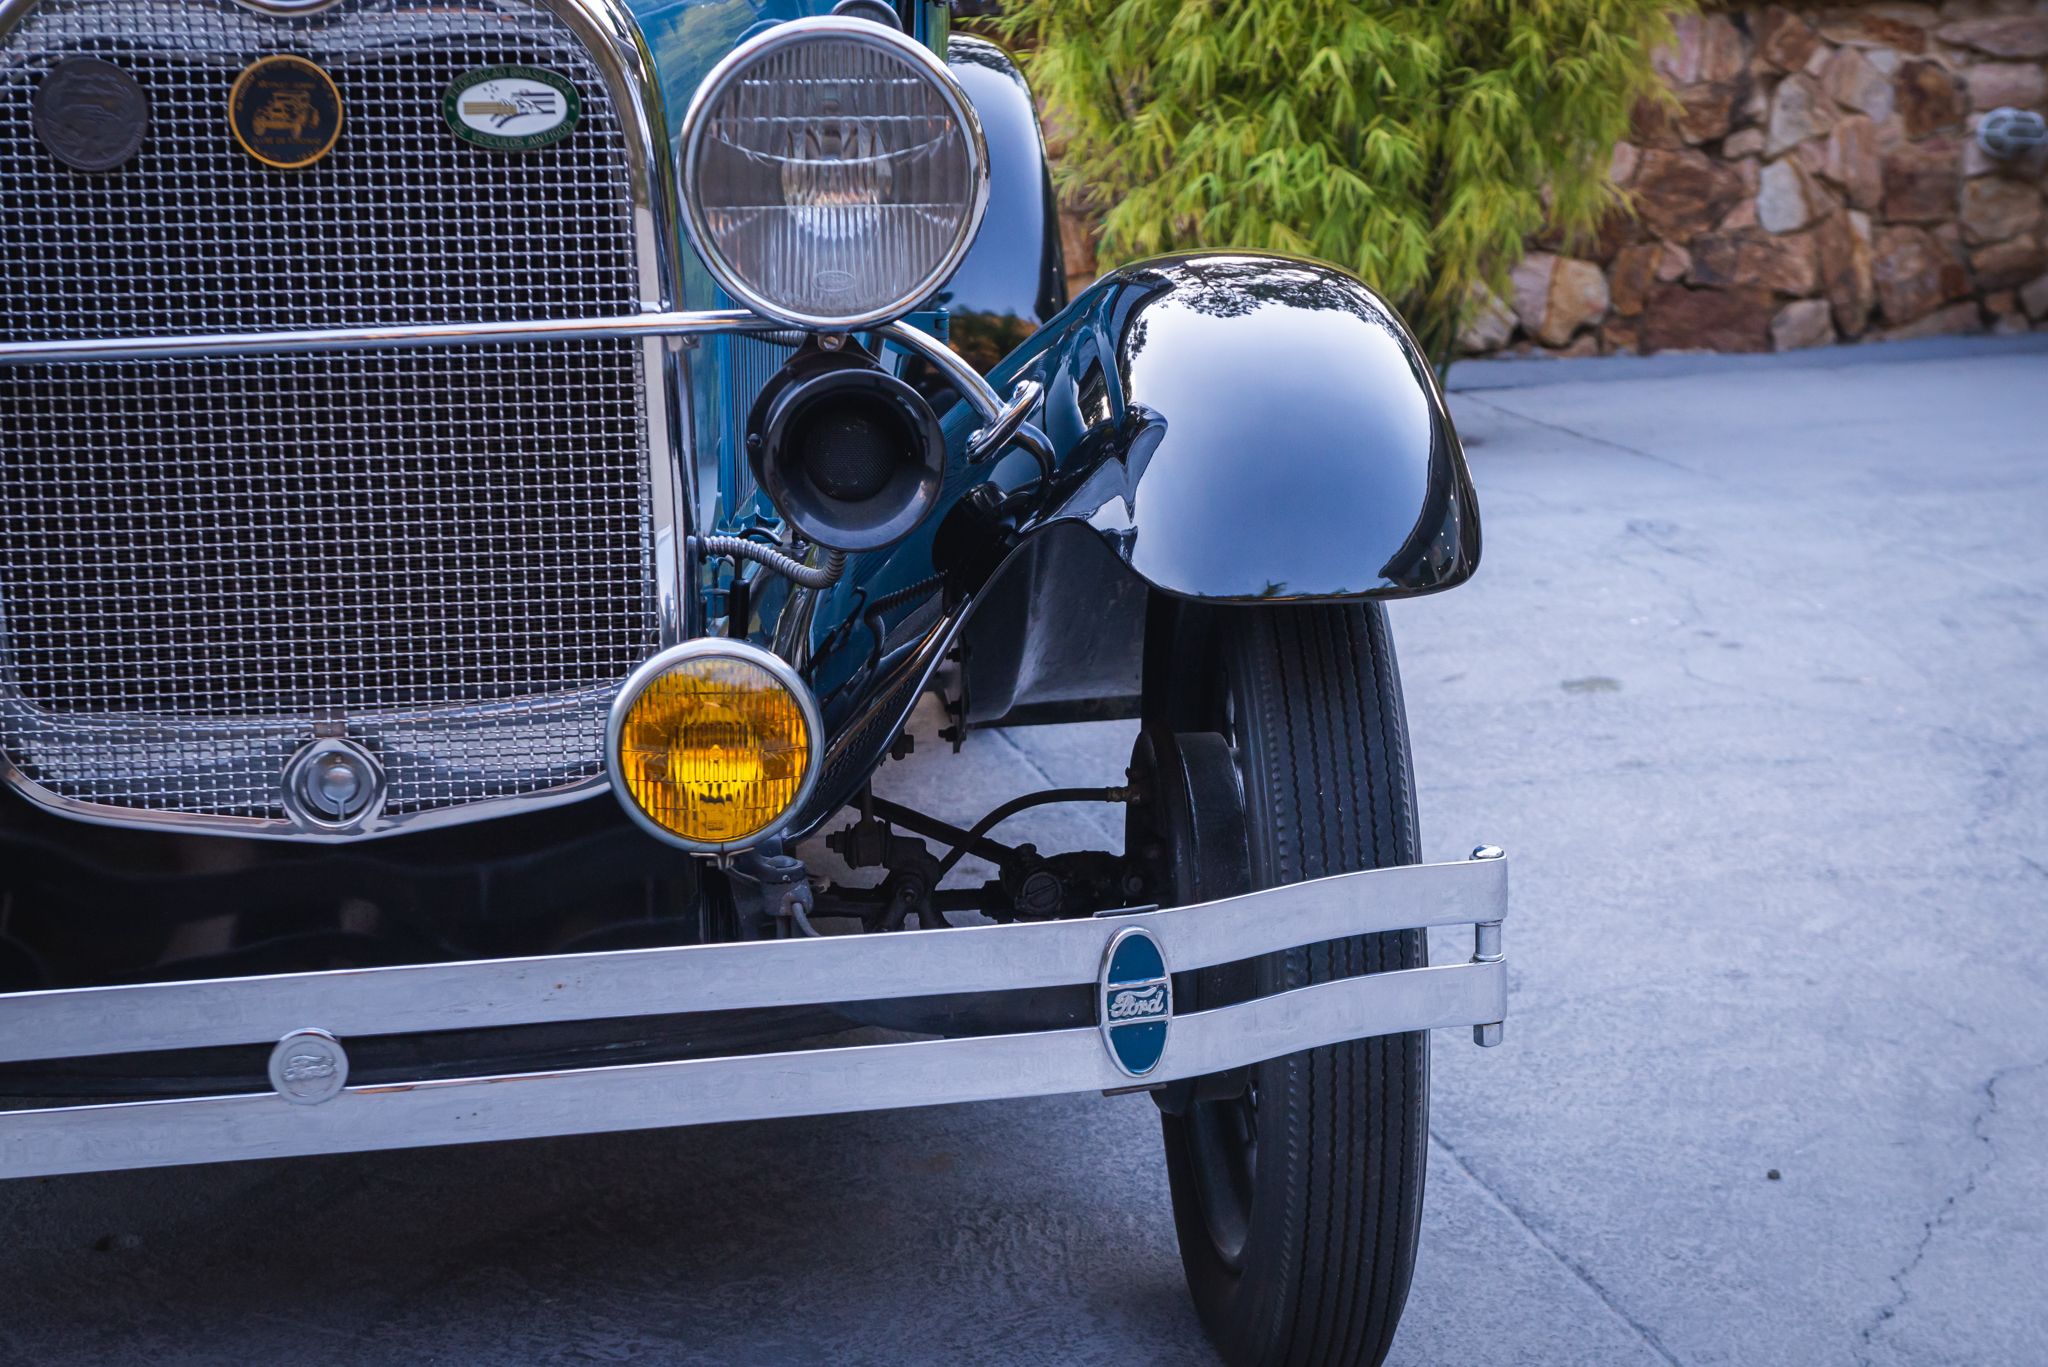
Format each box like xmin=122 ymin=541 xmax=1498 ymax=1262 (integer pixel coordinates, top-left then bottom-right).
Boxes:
xmin=0 ymin=0 xmax=689 ymax=839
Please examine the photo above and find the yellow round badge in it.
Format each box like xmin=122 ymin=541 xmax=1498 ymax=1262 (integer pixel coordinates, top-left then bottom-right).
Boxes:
xmin=228 ymin=54 xmax=341 ymax=169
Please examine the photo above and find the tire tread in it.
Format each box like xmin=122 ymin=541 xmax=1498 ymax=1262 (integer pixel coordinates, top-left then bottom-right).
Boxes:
xmin=1221 ymin=604 xmax=1427 ymax=1367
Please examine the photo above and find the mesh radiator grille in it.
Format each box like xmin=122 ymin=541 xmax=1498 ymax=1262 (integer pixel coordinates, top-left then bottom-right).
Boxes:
xmin=0 ymin=0 xmax=658 ymax=826
xmin=711 ymin=317 xmax=795 ymax=521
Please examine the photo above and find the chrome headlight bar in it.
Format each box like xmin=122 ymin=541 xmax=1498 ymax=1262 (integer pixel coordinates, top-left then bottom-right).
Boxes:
xmin=0 ymin=311 xmax=1010 ymax=430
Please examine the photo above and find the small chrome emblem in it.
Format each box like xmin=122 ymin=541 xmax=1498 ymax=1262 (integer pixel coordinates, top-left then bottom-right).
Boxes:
xmin=443 ymin=67 xmax=581 ymax=152
xmin=268 ymin=1029 xmax=349 ymax=1105
xmin=282 ymin=736 xmax=386 ymax=830
xmin=33 ymin=57 xmax=150 ymax=173
xmin=1099 ymin=926 xmax=1171 ymax=1078
xmin=229 ymin=54 xmax=343 ymax=169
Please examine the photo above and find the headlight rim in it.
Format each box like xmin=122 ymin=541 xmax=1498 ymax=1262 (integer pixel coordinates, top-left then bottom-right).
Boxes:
xmin=605 ymin=638 xmax=825 ymax=855
xmin=677 ymin=16 xmax=991 ymax=331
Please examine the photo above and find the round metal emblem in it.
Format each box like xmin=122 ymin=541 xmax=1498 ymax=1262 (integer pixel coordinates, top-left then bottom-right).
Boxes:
xmin=1099 ymin=925 xmax=1172 ymax=1078
xmin=442 ymin=66 xmax=580 ymax=152
xmin=228 ymin=54 xmax=342 ymax=169
xmin=33 ymin=57 xmax=150 ymax=173
xmin=282 ymin=736 xmax=387 ymax=830
xmin=268 ymin=1029 xmax=349 ymax=1105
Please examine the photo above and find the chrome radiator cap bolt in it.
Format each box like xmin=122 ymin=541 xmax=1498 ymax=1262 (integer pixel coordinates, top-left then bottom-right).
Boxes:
xmin=282 ymin=737 xmax=387 ymax=830
xmin=312 ymin=755 xmax=361 ymax=808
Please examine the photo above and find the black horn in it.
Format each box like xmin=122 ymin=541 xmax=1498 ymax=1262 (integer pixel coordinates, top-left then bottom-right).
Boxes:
xmin=746 ymin=339 xmax=947 ymax=553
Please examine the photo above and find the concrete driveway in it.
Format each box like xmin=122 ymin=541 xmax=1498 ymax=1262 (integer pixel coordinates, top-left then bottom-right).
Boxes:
xmin=3 ymin=343 xmax=2044 ymax=1365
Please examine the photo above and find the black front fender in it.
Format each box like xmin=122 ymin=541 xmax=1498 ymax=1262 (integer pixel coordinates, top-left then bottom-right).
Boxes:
xmin=991 ymin=252 xmax=1480 ymax=602
xmin=785 ymin=254 xmax=1481 ymax=826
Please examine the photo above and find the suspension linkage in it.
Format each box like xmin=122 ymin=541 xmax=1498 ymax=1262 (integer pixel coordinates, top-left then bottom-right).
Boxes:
xmin=864 ymin=795 xmax=1012 ymax=867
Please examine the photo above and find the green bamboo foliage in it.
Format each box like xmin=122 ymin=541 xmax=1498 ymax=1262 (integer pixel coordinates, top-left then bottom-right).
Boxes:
xmin=999 ymin=0 xmax=1689 ymax=368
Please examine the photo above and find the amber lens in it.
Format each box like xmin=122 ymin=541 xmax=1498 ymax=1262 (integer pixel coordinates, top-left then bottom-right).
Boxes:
xmin=617 ymin=655 xmax=812 ymax=844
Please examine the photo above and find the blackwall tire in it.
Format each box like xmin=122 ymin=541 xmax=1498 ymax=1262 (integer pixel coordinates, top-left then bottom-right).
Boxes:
xmin=1144 ymin=599 xmax=1429 ymax=1367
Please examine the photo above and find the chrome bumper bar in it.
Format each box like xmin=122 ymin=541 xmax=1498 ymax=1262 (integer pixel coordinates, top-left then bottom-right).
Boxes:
xmin=0 ymin=855 xmax=1508 ymax=1180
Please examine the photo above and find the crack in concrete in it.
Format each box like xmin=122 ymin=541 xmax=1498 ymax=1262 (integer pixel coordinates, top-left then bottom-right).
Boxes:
xmin=1428 ymin=1130 xmax=1683 ymax=1367
xmin=1854 ymin=1058 xmax=2048 ymax=1366
xmin=992 ymin=728 xmax=1061 ymax=789
xmin=1457 ymin=395 xmax=1708 ymax=476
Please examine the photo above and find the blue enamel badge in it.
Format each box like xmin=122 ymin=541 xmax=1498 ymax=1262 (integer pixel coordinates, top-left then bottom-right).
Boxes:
xmin=1099 ymin=926 xmax=1171 ymax=1077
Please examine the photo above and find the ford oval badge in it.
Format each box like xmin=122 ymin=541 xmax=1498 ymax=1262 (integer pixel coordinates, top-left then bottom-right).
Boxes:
xmin=1099 ymin=925 xmax=1171 ymax=1077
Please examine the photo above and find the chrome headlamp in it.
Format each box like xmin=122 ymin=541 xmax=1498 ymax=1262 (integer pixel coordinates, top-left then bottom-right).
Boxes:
xmin=679 ymin=18 xmax=990 ymax=329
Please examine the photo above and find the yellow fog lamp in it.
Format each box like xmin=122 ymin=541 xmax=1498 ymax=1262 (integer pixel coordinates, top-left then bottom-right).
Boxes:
xmin=606 ymin=640 xmax=823 ymax=854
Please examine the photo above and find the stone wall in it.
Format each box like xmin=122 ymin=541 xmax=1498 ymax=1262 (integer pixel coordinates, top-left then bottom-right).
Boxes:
xmin=1044 ymin=2 xmax=2048 ymax=353
xmin=1461 ymin=3 xmax=2048 ymax=356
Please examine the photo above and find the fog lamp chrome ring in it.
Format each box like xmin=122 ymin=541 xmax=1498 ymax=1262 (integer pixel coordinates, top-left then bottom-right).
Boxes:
xmin=606 ymin=639 xmax=824 ymax=855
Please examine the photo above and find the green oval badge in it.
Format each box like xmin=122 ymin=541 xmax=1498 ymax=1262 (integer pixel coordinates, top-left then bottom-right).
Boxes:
xmin=443 ymin=66 xmax=580 ymax=152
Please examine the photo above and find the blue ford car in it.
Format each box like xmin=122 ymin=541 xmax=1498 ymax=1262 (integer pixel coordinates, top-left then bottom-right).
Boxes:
xmin=0 ymin=0 xmax=1504 ymax=1360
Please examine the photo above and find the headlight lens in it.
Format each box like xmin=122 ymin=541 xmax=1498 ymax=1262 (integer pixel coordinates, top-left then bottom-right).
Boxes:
xmin=680 ymin=18 xmax=988 ymax=328
xmin=608 ymin=643 xmax=820 ymax=851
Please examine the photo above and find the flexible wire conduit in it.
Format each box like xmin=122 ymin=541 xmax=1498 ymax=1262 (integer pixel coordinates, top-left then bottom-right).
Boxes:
xmin=691 ymin=536 xmax=848 ymax=590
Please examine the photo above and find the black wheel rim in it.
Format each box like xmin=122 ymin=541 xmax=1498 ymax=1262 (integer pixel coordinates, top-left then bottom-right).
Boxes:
xmin=1178 ymin=664 xmax=1261 ymax=1271
xmin=1183 ymin=1076 xmax=1258 ymax=1270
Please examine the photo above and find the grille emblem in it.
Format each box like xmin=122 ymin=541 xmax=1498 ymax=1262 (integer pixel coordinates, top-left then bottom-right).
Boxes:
xmin=33 ymin=57 xmax=150 ymax=173
xmin=268 ymin=1029 xmax=349 ymax=1105
xmin=229 ymin=55 xmax=342 ymax=169
xmin=282 ymin=737 xmax=386 ymax=830
xmin=443 ymin=66 xmax=581 ymax=152
xmin=1099 ymin=926 xmax=1172 ymax=1077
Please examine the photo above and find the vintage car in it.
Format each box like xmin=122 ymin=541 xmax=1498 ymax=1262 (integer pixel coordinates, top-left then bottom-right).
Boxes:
xmin=0 ymin=0 xmax=1505 ymax=1361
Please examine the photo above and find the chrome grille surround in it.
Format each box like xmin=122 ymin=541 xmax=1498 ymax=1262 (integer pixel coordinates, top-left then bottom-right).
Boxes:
xmin=0 ymin=0 xmax=688 ymax=839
